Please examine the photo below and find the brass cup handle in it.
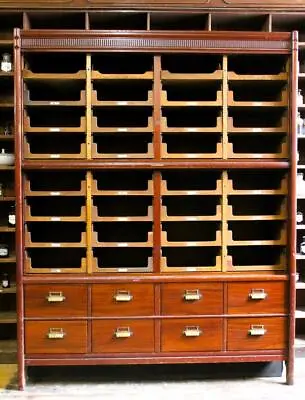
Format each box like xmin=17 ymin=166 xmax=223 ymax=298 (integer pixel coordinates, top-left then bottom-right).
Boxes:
xmin=47 ymin=328 xmax=66 ymax=340
xmin=183 ymin=289 xmax=202 ymax=302
xmin=46 ymin=291 xmax=66 ymax=303
xmin=114 ymin=327 xmax=133 ymax=339
xmin=249 ymin=289 xmax=268 ymax=300
xmin=248 ymin=325 xmax=267 ymax=336
xmin=183 ymin=326 xmax=202 ymax=337
xmin=113 ymin=290 xmax=133 ymax=302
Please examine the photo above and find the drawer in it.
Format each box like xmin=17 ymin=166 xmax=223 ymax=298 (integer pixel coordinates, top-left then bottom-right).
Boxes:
xmin=161 ymin=318 xmax=223 ymax=352
xmin=161 ymin=283 xmax=223 ymax=315
xmin=227 ymin=282 xmax=287 ymax=314
xmin=92 ymin=319 xmax=154 ymax=353
xmin=24 ymin=284 xmax=88 ymax=318
xmin=25 ymin=321 xmax=88 ymax=354
xmin=227 ymin=317 xmax=287 ymax=351
xmin=92 ymin=284 xmax=154 ymax=317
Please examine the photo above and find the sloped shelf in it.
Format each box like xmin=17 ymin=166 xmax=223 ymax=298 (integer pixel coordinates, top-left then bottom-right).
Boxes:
xmin=295 ymin=309 xmax=305 ymax=319
xmin=227 ymin=140 xmax=288 ymax=159
xmin=226 ymin=253 xmax=286 ymax=272
xmin=161 ymin=205 xmax=221 ymax=222
xmin=161 ymin=69 xmax=222 ymax=81
xmin=0 ymin=227 xmax=15 ymax=232
xmin=227 ymin=204 xmax=287 ymax=221
xmin=0 ymin=312 xmax=17 ymax=324
xmin=297 ymin=225 xmax=305 ymax=230
xmin=161 ymin=230 xmax=221 ymax=247
xmin=92 ymin=255 xmax=153 ymax=273
xmin=92 ymin=205 xmax=153 ymax=222
xmin=24 ymin=140 xmax=87 ymax=160
xmin=160 ymin=255 xmax=222 ymax=272
xmin=23 ymin=115 xmax=86 ymax=133
xmin=227 ymin=116 xmax=288 ymax=133
xmin=296 ymin=254 xmax=305 ymax=260
xmin=92 ymin=142 xmax=154 ymax=159
xmin=24 ymin=203 xmax=86 ymax=222
xmin=0 ymin=102 xmax=14 ymax=108
xmin=227 ymin=228 xmax=286 ymax=246
xmin=92 ymin=89 xmax=153 ymax=107
xmin=296 ymin=282 xmax=305 ymax=289
xmin=227 ymin=178 xmax=287 ymax=195
xmin=92 ymin=179 xmax=153 ymax=196
xmin=24 ymin=179 xmax=86 ymax=197
xmin=161 ymin=142 xmax=222 ymax=159
xmin=161 ymin=116 xmax=222 ymax=133
xmin=160 ymin=90 xmax=222 ymax=107
xmin=161 ymin=179 xmax=222 ymax=196
xmin=228 ymin=71 xmax=288 ymax=81
xmin=0 ymin=196 xmax=15 ymax=202
xmin=25 ymin=228 xmax=87 ymax=248
xmin=23 ymin=69 xmax=86 ymax=81
xmin=92 ymin=70 xmax=153 ymax=80
xmin=24 ymin=89 xmax=86 ymax=107
xmin=92 ymin=230 xmax=153 ymax=248
xmin=92 ymin=116 xmax=153 ymax=133
xmin=24 ymin=251 xmax=87 ymax=274
xmin=227 ymin=89 xmax=288 ymax=107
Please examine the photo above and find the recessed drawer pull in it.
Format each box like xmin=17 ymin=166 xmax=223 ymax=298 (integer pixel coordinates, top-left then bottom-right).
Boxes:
xmin=47 ymin=328 xmax=66 ymax=340
xmin=113 ymin=290 xmax=133 ymax=302
xmin=46 ymin=292 xmax=66 ymax=303
xmin=249 ymin=289 xmax=268 ymax=300
xmin=183 ymin=290 xmax=202 ymax=302
xmin=114 ymin=327 xmax=133 ymax=339
xmin=183 ymin=326 xmax=202 ymax=337
xmin=248 ymin=325 xmax=267 ymax=336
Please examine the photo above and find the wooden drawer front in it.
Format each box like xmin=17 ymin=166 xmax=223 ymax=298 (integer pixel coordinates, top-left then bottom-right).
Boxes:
xmin=227 ymin=282 xmax=287 ymax=315
xmin=227 ymin=317 xmax=287 ymax=351
xmin=92 ymin=284 xmax=154 ymax=317
xmin=161 ymin=318 xmax=223 ymax=352
xmin=25 ymin=284 xmax=87 ymax=318
xmin=92 ymin=320 xmax=154 ymax=353
xmin=25 ymin=321 xmax=88 ymax=354
xmin=161 ymin=283 xmax=223 ymax=315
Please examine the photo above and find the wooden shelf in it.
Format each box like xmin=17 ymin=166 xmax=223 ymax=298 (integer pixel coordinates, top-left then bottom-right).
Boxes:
xmin=0 ymin=196 xmax=15 ymax=202
xmin=0 ymin=312 xmax=17 ymax=324
xmin=161 ymin=179 xmax=222 ymax=196
xmin=228 ymin=71 xmax=288 ymax=81
xmin=161 ymin=230 xmax=221 ymax=247
xmin=228 ymin=89 xmax=288 ymax=108
xmin=92 ymin=205 xmax=153 ymax=222
xmin=24 ymin=89 xmax=86 ymax=107
xmin=24 ymin=203 xmax=86 ymax=222
xmin=0 ymin=284 xmax=16 ymax=294
xmin=0 ymin=256 xmax=16 ymax=263
xmin=161 ymin=205 xmax=221 ymax=222
xmin=0 ymin=135 xmax=14 ymax=141
xmin=161 ymin=116 xmax=222 ymax=133
xmin=23 ymin=69 xmax=86 ymax=81
xmin=161 ymin=69 xmax=222 ymax=82
xmin=0 ymin=226 xmax=15 ymax=232
xmin=24 ymin=115 xmax=86 ymax=133
xmin=0 ymin=340 xmax=17 ymax=355
xmin=228 ymin=116 xmax=287 ymax=133
xmin=25 ymin=228 xmax=87 ymax=248
xmin=0 ymin=166 xmax=14 ymax=170
xmin=296 ymin=254 xmax=305 ymax=260
xmin=92 ymin=89 xmax=153 ymax=107
xmin=92 ymin=71 xmax=153 ymax=81
xmin=92 ymin=116 xmax=153 ymax=133
xmin=92 ymin=142 xmax=154 ymax=159
xmin=92 ymin=179 xmax=153 ymax=196
xmin=161 ymin=90 xmax=222 ymax=107
xmin=24 ymin=179 xmax=86 ymax=197
xmin=296 ymin=282 xmax=305 ymax=289
xmin=92 ymin=230 xmax=153 ymax=248
xmin=227 ymin=229 xmax=286 ymax=247
xmin=297 ymin=225 xmax=305 ymax=230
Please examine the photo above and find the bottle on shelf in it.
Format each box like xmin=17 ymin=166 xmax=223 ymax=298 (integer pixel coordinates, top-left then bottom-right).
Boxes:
xmin=297 ymin=112 xmax=305 ymax=136
xmin=297 ymin=211 xmax=304 ymax=224
xmin=8 ymin=204 xmax=15 ymax=227
xmin=297 ymin=173 xmax=305 ymax=195
xmin=1 ymin=273 xmax=10 ymax=289
xmin=300 ymin=236 xmax=305 ymax=255
xmin=0 ymin=53 xmax=12 ymax=73
xmin=0 ymin=243 xmax=9 ymax=258
xmin=298 ymin=89 xmax=304 ymax=106
xmin=0 ymin=183 xmax=4 ymax=198
xmin=3 ymin=122 xmax=12 ymax=136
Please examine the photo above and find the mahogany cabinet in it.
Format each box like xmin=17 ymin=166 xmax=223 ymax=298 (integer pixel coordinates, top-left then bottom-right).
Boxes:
xmin=13 ymin=28 xmax=296 ymax=389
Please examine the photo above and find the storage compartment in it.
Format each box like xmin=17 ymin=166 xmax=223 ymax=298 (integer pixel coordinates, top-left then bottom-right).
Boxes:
xmin=92 ymin=222 xmax=153 ymax=246
xmin=227 ymin=317 xmax=287 ymax=351
xmin=161 ymin=170 xmax=222 ymax=193
xmin=161 ymin=247 xmax=221 ymax=271
xmin=92 ymin=196 xmax=152 ymax=220
xmin=92 ymin=53 xmax=153 ymax=75
xmin=92 ymin=320 xmax=154 ymax=353
xmin=24 ymin=171 xmax=86 ymax=194
xmin=92 ymin=283 xmax=154 ymax=317
xmin=228 ymin=221 xmax=286 ymax=243
xmin=161 ymin=54 xmax=222 ymax=74
xmin=25 ymin=222 xmax=86 ymax=246
xmin=161 ymin=283 xmax=223 ymax=315
xmin=25 ymin=248 xmax=86 ymax=272
xmin=227 ymin=282 xmax=287 ymax=315
xmin=92 ymin=80 xmax=153 ymax=103
xmin=24 ymin=284 xmax=88 ymax=318
xmin=162 ymin=221 xmax=221 ymax=245
xmin=228 ymin=195 xmax=286 ymax=219
xmin=25 ymin=321 xmax=88 ymax=354
xmin=228 ymin=54 xmax=288 ymax=76
xmin=24 ymin=53 xmax=86 ymax=74
xmin=93 ymin=247 xmax=153 ymax=272
xmin=161 ymin=318 xmax=223 ymax=352
xmin=162 ymin=108 xmax=221 ymax=130
xmin=92 ymin=171 xmax=153 ymax=194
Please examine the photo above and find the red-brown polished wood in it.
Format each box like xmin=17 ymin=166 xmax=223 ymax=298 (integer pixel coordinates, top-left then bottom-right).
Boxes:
xmin=92 ymin=319 xmax=155 ymax=353
xmin=24 ymin=284 xmax=88 ymax=318
xmin=161 ymin=283 xmax=224 ymax=315
xmin=227 ymin=282 xmax=288 ymax=315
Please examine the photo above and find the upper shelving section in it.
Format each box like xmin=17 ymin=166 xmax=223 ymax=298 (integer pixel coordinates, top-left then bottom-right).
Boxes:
xmin=15 ymin=31 xmax=292 ymax=165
